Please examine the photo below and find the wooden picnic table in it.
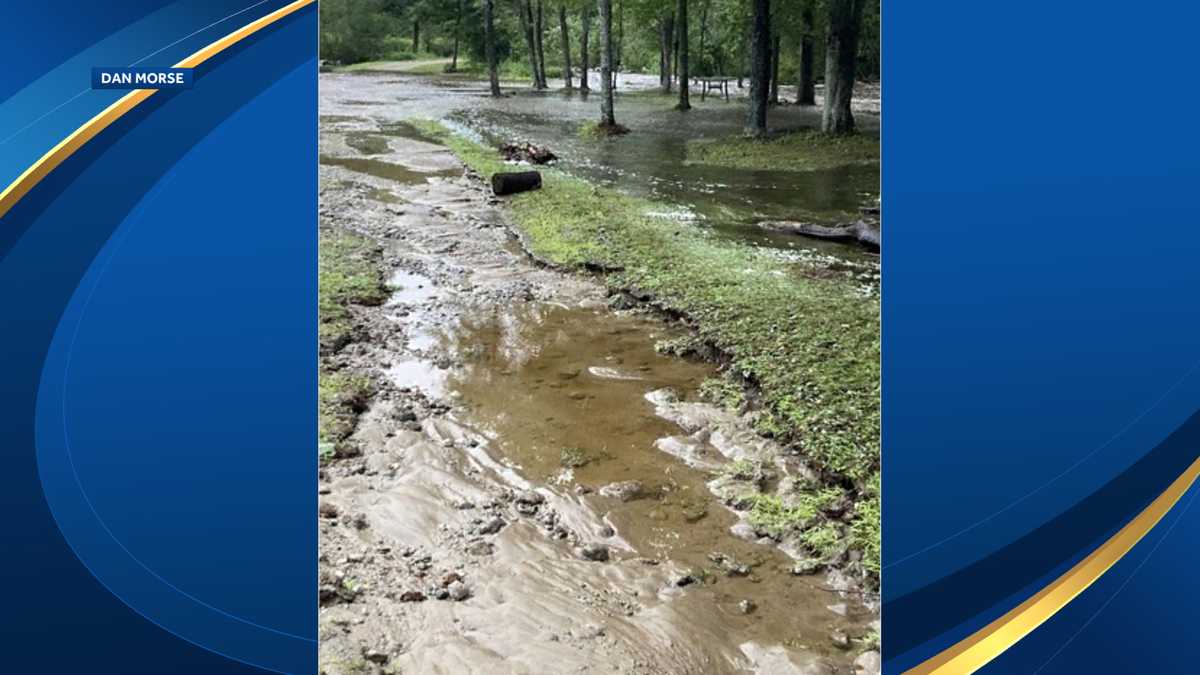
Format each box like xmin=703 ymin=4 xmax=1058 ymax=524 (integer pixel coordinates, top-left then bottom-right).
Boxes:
xmin=694 ymin=76 xmax=734 ymax=101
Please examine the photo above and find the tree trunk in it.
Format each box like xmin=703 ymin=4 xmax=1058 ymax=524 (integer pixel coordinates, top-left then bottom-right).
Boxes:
xmin=485 ymin=0 xmax=502 ymax=96
xmin=599 ymin=0 xmax=616 ymax=127
xmin=519 ymin=1 xmax=544 ymax=89
xmin=559 ymin=4 xmax=573 ymax=89
xmin=535 ymin=1 xmax=548 ymax=88
xmin=412 ymin=20 xmax=420 ymax=53
xmin=822 ymin=0 xmax=864 ymax=134
xmin=580 ymin=7 xmax=591 ymax=92
xmin=660 ymin=15 xmax=675 ymax=93
xmin=450 ymin=0 xmax=463 ymax=72
xmin=698 ymin=0 xmax=709 ymax=74
xmin=744 ymin=0 xmax=770 ymax=135
xmin=797 ymin=5 xmax=816 ymax=105
xmin=616 ymin=0 xmax=624 ymax=88
xmin=677 ymin=0 xmax=690 ymax=110
xmin=769 ymin=33 xmax=780 ymax=104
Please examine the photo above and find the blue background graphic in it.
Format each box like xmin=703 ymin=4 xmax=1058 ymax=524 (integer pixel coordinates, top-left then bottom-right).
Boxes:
xmin=884 ymin=1 xmax=1200 ymax=673
xmin=1 ymin=2 xmax=315 ymax=672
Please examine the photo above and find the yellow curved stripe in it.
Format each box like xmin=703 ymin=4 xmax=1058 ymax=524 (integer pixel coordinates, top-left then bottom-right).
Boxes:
xmin=0 ymin=0 xmax=314 ymax=220
xmin=906 ymin=454 xmax=1200 ymax=675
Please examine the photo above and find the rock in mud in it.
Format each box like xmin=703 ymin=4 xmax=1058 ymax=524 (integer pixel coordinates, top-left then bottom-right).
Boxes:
xmin=599 ymin=480 xmax=643 ymax=502
xmin=319 ymin=501 xmax=339 ymax=519
xmin=399 ymin=590 xmax=426 ymax=602
xmin=362 ymin=649 xmax=389 ymax=665
xmin=791 ymin=559 xmax=825 ymax=576
xmin=516 ymin=489 xmax=545 ymax=506
xmin=738 ymin=599 xmax=757 ymax=615
xmin=447 ymin=580 xmax=471 ymax=601
xmin=477 ymin=516 xmax=506 ymax=534
xmin=829 ymin=629 xmax=852 ymax=650
xmin=440 ymin=572 xmax=463 ymax=587
xmin=579 ymin=543 xmax=610 ymax=562
xmin=466 ymin=540 xmax=495 ymax=556
xmin=673 ymin=573 xmax=697 ymax=587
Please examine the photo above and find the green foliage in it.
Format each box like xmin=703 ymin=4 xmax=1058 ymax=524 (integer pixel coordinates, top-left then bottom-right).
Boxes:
xmin=849 ymin=472 xmax=880 ymax=579
xmin=320 ymin=0 xmax=403 ymax=64
xmin=699 ymin=376 xmax=745 ymax=411
xmin=687 ymin=129 xmax=879 ymax=171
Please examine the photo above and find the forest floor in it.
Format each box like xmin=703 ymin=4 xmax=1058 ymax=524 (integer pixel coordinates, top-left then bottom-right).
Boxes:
xmin=318 ymin=72 xmax=881 ymax=675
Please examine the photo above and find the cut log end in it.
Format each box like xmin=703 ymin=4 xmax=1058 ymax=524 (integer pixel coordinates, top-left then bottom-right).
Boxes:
xmin=492 ymin=171 xmax=543 ymax=196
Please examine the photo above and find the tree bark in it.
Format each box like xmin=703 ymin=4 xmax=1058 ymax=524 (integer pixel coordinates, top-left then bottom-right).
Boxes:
xmin=484 ymin=0 xmax=502 ymax=96
xmin=744 ymin=0 xmax=770 ymax=135
xmin=698 ymin=0 xmax=709 ymax=74
xmin=412 ymin=20 xmax=421 ymax=53
xmin=450 ymin=0 xmax=463 ymax=72
xmin=559 ymin=4 xmax=573 ymax=89
xmin=769 ymin=32 xmax=780 ymax=104
xmin=599 ymin=0 xmax=617 ymax=127
xmin=797 ymin=5 xmax=816 ymax=105
xmin=580 ymin=7 xmax=591 ymax=92
xmin=660 ymin=14 xmax=675 ymax=93
xmin=677 ymin=0 xmax=690 ymax=110
xmin=519 ymin=1 xmax=545 ymax=89
xmin=822 ymin=0 xmax=865 ymax=134
xmin=535 ymin=1 xmax=548 ymax=88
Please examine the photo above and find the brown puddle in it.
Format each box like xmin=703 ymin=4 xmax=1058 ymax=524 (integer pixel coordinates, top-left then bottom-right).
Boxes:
xmin=414 ymin=300 xmax=872 ymax=659
xmin=320 ymin=154 xmax=458 ymax=184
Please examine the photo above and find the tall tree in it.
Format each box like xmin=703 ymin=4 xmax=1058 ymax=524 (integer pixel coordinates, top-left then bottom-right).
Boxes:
xmin=599 ymin=0 xmax=617 ymax=128
xmin=535 ymin=1 xmax=548 ymax=87
xmin=519 ymin=0 xmax=546 ymax=88
xmin=744 ymin=0 xmax=770 ymax=135
xmin=769 ymin=31 xmax=780 ymax=104
xmin=676 ymin=0 xmax=690 ymax=110
xmin=412 ymin=19 xmax=421 ymax=52
xmin=579 ymin=5 xmax=591 ymax=92
xmin=558 ymin=4 xmax=573 ymax=88
xmin=449 ymin=0 xmax=464 ymax=72
xmin=796 ymin=3 xmax=816 ymax=105
xmin=823 ymin=0 xmax=865 ymax=134
xmin=484 ymin=0 xmax=502 ymax=96
xmin=659 ymin=13 xmax=675 ymax=93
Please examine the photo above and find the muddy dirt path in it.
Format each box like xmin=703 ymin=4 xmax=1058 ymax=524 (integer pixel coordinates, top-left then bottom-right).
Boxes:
xmin=318 ymin=116 xmax=878 ymax=675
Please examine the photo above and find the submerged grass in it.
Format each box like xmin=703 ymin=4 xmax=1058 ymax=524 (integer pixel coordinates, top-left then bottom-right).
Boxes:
xmin=688 ymin=128 xmax=880 ymax=172
xmin=408 ymin=118 xmax=880 ymax=580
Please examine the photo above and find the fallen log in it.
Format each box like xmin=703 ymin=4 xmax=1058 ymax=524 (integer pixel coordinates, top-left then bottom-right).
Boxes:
xmin=491 ymin=171 xmax=542 ymax=196
xmin=758 ymin=219 xmax=880 ymax=251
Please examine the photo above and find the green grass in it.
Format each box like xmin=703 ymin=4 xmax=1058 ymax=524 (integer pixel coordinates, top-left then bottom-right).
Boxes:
xmin=319 ymin=228 xmax=387 ymax=353
xmin=318 ymin=370 xmax=374 ymax=450
xmin=407 ymin=118 xmax=880 ymax=580
xmin=688 ymin=129 xmax=880 ymax=172
xmin=318 ymin=228 xmax=386 ymax=454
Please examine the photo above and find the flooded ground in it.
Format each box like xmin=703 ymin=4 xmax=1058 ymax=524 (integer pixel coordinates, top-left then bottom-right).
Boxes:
xmin=320 ymin=71 xmax=881 ymax=263
xmin=318 ymin=72 xmax=880 ymax=675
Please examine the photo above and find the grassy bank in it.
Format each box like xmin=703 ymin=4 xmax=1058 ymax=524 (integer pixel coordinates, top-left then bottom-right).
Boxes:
xmin=688 ymin=128 xmax=880 ymax=172
xmin=411 ymin=119 xmax=880 ymax=580
xmin=319 ymin=228 xmax=387 ymax=457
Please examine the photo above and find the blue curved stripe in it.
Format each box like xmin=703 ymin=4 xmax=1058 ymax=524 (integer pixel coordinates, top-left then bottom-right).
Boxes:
xmin=1 ymin=5 xmax=314 ymax=673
